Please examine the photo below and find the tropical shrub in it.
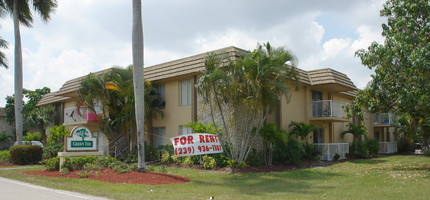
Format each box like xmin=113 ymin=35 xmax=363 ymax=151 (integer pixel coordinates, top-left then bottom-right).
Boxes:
xmin=333 ymin=153 xmax=340 ymax=161
xmin=47 ymin=125 xmax=70 ymax=144
xmin=23 ymin=132 xmax=42 ymax=142
xmin=183 ymin=156 xmax=194 ymax=166
xmin=284 ymin=139 xmax=305 ymax=165
xmin=43 ymin=143 xmax=64 ymax=159
xmin=365 ymin=139 xmax=380 ymax=156
xmin=0 ymin=150 xmax=10 ymax=163
xmin=246 ymin=148 xmax=262 ymax=166
xmin=44 ymin=156 xmax=60 ymax=171
xmin=161 ymin=152 xmax=171 ymax=164
xmin=397 ymin=137 xmax=414 ymax=153
xmin=349 ymin=141 xmax=369 ymax=158
xmin=9 ymin=145 xmax=43 ymax=165
xmin=303 ymin=143 xmax=321 ymax=161
xmin=61 ymin=156 xmax=74 ymax=171
xmin=203 ymin=155 xmax=216 ymax=169
xmin=72 ymin=155 xmax=98 ymax=170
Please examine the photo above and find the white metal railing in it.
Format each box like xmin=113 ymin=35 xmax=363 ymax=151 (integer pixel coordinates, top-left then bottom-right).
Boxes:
xmin=311 ymin=100 xmax=348 ymax=119
xmin=379 ymin=142 xmax=397 ymax=154
xmin=313 ymin=143 xmax=349 ymax=161
xmin=64 ymin=106 xmax=102 ymax=124
xmin=373 ymin=113 xmax=395 ymax=125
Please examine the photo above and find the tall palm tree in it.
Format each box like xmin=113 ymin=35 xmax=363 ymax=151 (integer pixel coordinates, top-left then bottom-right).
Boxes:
xmin=132 ymin=0 xmax=145 ymax=172
xmin=1 ymin=0 xmax=57 ymax=145
xmin=288 ymin=121 xmax=318 ymax=142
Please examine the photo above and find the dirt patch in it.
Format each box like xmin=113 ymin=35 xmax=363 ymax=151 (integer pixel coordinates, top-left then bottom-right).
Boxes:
xmin=0 ymin=163 xmax=18 ymax=167
xmin=23 ymin=168 xmax=191 ymax=185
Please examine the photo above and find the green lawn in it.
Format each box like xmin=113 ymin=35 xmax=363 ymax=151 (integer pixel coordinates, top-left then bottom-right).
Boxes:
xmin=0 ymin=155 xmax=429 ymax=200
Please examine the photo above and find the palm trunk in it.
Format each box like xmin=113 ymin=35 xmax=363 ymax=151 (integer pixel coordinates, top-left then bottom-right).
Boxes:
xmin=132 ymin=0 xmax=145 ymax=172
xmin=13 ymin=0 xmax=23 ymax=146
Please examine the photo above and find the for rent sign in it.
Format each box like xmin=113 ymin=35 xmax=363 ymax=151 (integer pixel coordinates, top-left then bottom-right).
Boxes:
xmin=170 ymin=134 xmax=223 ymax=157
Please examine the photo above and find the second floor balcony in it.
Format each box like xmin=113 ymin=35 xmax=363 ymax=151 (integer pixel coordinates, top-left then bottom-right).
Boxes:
xmin=310 ymin=100 xmax=349 ymax=122
xmin=64 ymin=106 xmax=102 ymax=125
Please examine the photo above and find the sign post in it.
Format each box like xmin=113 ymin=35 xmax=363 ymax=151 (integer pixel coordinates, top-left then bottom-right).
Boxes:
xmin=170 ymin=133 xmax=223 ymax=157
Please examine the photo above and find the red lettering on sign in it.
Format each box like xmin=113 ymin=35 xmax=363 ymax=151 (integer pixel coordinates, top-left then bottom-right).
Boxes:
xmin=199 ymin=135 xmax=205 ymax=143
xmin=209 ymin=135 xmax=215 ymax=143
xmin=180 ymin=136 xmax=186 ymax=145
xmin=187 ymin=135 xmax=194 ymax=144
xmin=205 ymin=135 xmax=209 ymax=143
xmin=214 ymin=135 xmax=218 ymax=142
xmin=174 ymin=138 xmax=180 ymax=146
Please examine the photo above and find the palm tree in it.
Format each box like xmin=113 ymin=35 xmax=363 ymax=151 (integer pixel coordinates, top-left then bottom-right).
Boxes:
xmin=197 ymin=42 xmax=299 ymax=164
xmin=288 ymin=121 xmax=318 ymax=142
xmin=132 ymin=0 xmax=145 ymax=172
xmin=341 ymin=122 xmax=368 ymax=151
xmin=1 ymin=0 xmax=57 ymax=145
xmin=0 ymin=36 xmax=8 ymax=69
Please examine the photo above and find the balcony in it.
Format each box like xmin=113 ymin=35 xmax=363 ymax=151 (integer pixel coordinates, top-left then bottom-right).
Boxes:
xmin=373 ymin=113 xmax=395 ymax=126
xmin=64 ymin=106 xmax=102 ymax=125
xmin=310 ymin=100 xmax=349 ymax=122
xmin=313 ymin=143 xmax=349 ymax=161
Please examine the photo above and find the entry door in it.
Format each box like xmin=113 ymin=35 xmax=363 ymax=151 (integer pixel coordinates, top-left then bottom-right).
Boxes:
xmin=312 ymin=91 xmax=322 ymax=117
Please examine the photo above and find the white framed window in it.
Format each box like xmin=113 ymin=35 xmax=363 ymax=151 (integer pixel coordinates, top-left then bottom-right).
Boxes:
xmin=153 ymin=127 xmax=166 ymax=147
xmin=179 ymin=79 xmax=191 ymax=106
xmin=180 ymin=125 xmax=193 ymax=135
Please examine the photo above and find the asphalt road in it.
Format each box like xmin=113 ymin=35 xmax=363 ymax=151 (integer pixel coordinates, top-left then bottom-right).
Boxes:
xmin=0 ymin=177 xmax=109 ymax=200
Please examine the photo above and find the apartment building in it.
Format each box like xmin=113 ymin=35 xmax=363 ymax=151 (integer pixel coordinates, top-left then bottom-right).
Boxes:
xmin=37 ymin=46 xmax=396 ymax=159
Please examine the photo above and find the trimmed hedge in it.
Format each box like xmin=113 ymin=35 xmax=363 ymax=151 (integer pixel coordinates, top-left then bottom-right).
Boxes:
xmin=9 ymin=145 xmax=43 ymax=165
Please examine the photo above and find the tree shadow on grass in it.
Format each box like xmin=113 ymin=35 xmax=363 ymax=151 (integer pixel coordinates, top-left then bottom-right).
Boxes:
xmin=192 ymin=169 xmax=342 ymax=196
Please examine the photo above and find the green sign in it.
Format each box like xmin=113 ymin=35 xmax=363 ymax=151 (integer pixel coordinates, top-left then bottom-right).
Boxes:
xmin=66 ymin=126 xmax=97 ymax=151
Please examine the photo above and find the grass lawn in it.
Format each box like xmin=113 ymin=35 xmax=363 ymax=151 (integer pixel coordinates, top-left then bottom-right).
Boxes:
xmin=0 ymin=155 xmax=429 ymax=200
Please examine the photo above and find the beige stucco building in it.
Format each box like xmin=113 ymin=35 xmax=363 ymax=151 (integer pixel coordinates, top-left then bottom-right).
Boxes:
xmin=37 ymin=46 xmax=397 ymax=159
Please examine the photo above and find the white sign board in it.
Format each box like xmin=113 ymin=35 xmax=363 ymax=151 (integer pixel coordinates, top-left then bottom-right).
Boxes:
xmin=170 ymin=133 xmax=223 ymax=157
xmin=66 ymin=126 xmax=97 ymax=151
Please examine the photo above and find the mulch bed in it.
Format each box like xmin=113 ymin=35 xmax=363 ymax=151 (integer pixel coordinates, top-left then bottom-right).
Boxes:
xmin=0 ymin=163 xmax=18 ymax=167
xmin=23 ymin=168 xmax=191 ymax=185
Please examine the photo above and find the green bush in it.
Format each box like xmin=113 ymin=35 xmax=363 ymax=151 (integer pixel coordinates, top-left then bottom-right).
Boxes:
xmin=350 ymin=141 xmax=369 ymax=158
xmin=203 ymin=155 xmax=217 ymax=169
xmin=72 ymin=155 xmax=98 ymax=170
xmin=365 ymin=139 xmax=380 ymax=156
xmin=44 ymin=156 xmax=60 ymax=171
xmin=99 ymin=156 xmax=118 ymax=168
xmin=23 ymin=132 xmax=42 ymax=142
xmin=161 ymin=152 xmax=171 ymax=164
xmin=9 ymin=145 xmax=43 ymax=165
xmin=0 ymin=150 xmax=10 ymax=163
xmin=109 ymin=160 xmax=131 ymax=174
xmin=61 ymin=156 xmax=74 ymax=171
xmin=183 ymin=156 xmax=194 ymax=166
xmin=397 ymin=137 xmax=414 ymax=153
xmin=246 ymin=148 xmax=262 ymax=166
xmin=47 ymin=125 xmax=70 ymax=144
xmin=43 ymin=143 xmax=64 ymax=159
xmin=333 ymin=153 xmax=340 ymax=161
xmin=84 ymin=162 xmax=104 ymax=172
xmin=303 ymin=143 xmax=322 ymax=161
xmin=171 ymin=155 xmax=182 ymax=164
xmin=284 ymin=139 xmax=305 ymax=165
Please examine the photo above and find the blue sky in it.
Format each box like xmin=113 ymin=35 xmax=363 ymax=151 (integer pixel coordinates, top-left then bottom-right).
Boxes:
xmin=0 ymin=0 xmax=386 ymax=107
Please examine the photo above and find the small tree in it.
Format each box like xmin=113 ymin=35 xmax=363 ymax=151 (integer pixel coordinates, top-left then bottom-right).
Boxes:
xmin=341 ymin=122 xmax=368 ymax=151
xmin=288 ymin=121 xmax=318 ymax=142
xmin=258 ymin=123 xmax=285 ymax=165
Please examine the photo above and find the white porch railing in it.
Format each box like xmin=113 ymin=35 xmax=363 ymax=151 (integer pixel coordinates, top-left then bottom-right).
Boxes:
xmin=379 ymin=142 xmax=397 ymax=154
xmin=311 ymin=100 xmax=348 ymax=119
xmin=313 ymin=143 xmax=349 ymax=161
xmin=64 ymin=106 xmax=102 ymax=124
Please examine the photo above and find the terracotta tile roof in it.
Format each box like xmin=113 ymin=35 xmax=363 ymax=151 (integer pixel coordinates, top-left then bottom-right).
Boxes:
xmin=307 ymin=68 xmax=357 ymax=91
xmin=0 ymin=107 xmax=5 ymax=117
xmin=36 ymin=92 xmax=71 ymax=107
xmin=37 ymin=46 xmax=358 ymax=106
xmin=145 ymin=46 xmax=246 ymax=82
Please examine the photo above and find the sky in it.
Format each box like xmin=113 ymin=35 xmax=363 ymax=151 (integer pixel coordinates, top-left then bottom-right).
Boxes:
xmin=0 ymin=0 xmax=387 ymax=107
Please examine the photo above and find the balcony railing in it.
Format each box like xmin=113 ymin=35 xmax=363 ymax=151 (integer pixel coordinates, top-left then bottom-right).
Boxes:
xmin=311 ymin=100 xmax=348 ymax=119
xmin=313 ymin=143 xmax=349 ymax=161
xmin=64 ymin=106 xmax=102 ymax=124
xmin=379 ymin=142 xmax=397 ymax=154
xmin=373 ymin=113 xmax=395 ymax=125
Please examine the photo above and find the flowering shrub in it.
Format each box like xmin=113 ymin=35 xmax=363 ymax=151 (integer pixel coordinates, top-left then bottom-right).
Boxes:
xmin=9 ymin=145 xmax=43 ymax=165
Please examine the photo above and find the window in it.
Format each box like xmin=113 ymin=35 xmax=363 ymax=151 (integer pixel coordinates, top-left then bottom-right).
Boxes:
xmin=153 ymin=84 xmax=166 ymax=109
xmin=180 ymin=125 xmax=193 ymax=135
xmin=179 ymin=79 xmax=191 ymax=106
xmin=153 ymin=127 xmax=166 ymax=147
